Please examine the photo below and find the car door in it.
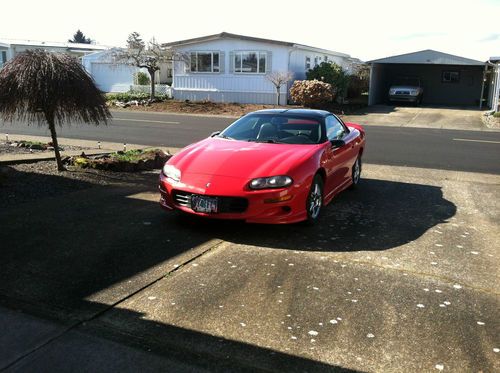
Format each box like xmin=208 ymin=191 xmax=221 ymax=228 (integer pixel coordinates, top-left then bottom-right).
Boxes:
xmin=322 ymin=115 xmax=354 ymax=198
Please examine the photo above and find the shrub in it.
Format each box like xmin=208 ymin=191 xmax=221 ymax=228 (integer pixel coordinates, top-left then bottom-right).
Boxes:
xmin=289 ymin=80 xmax=333 ymax=108
xmin=493 ymin=112 xmax=500 ymax=118
xmin=136 ymin=72 xmax=150 ymax=86
xmin=105 ymin=92 xmax=167 ymax=102
xmin=306 ymin=62 xmax=350 ymax=101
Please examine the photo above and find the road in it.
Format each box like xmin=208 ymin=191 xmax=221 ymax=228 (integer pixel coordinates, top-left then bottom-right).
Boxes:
xmin=1 ymin=110 xmax=499 ymax=174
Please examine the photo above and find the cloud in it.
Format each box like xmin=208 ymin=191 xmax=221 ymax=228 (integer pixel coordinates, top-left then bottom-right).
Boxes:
xmin=480 ymin=33 xmax=500 ymax=42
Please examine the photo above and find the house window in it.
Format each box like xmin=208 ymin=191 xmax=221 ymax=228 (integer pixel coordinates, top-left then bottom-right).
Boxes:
xmin=324 ymin=56 xmax=328 ymax=62
xmin=305 ymin=56 xmax=311 ymax=70
xmin=234 ymin=51 xmax=266 ymax=73
xmin=190 ymin=52 xmax=220 ymax=73
xmin=442 ymin=70 xmax=460 ymax=83
xmin=0 ymin=51 xmax=7 ymax=68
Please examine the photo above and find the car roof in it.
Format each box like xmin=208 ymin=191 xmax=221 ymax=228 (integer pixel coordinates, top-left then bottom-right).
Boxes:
xmin=248 ymin=109 xmax=332 ymax=118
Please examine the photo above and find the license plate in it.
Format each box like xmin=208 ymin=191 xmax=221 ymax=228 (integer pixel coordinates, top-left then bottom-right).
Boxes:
xmin=191 ymin=195 xmax=218 ymax=213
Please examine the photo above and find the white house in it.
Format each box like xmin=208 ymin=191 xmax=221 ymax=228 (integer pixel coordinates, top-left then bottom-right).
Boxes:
xmin=0 ymin=38 xmax=108 ymax=69
xmin=163 ymin=32 xmax=359 ymax=104
xmin=81 ymin=49 xmax=172 ymax=93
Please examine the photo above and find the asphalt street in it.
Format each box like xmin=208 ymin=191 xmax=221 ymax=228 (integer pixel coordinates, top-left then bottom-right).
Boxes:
xmin=1 ymin=110 xmax=499 ymax=174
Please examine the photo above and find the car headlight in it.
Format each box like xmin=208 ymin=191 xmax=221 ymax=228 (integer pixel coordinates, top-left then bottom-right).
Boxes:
xmin=249 ymin=175 xmax=293 ymax=189
xmin=162 ymin=164 xmax=181 ymax=182
xmin=410 ymin=89 xmax=419 ymax=96
xmin=389 ymin=89 xmax=396 ymax=95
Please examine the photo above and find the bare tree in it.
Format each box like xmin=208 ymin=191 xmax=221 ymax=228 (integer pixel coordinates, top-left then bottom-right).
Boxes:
xmin=266 ymin=71 xmax=294 ymax=105
xmin=0 ymin=50 xmax=110 ymax=171
xmin=112 ymin=32 xmax=185 ymax=100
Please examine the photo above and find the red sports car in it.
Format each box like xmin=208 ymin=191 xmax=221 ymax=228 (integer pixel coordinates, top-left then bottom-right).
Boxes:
xmin=159 ymin=109 xmax=365 ymax=224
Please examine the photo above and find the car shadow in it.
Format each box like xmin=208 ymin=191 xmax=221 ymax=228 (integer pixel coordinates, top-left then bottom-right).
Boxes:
xmin=174 ymin=178 xmax=457 ymax=253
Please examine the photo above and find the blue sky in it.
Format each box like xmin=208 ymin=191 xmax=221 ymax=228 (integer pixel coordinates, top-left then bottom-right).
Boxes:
xmin=2 ymin=0 xmax=499 ymax=61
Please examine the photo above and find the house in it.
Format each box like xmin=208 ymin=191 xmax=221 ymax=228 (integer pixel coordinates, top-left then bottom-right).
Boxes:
xmin=162 ymin=32 xmax=359 ymax=104
xmin=0 ymin=38 xmax=108 ymax=68
xmin=367 ymin=49 xmax=489 ymax=107
xmin=81 ymin=49 xmax=172 ymax=93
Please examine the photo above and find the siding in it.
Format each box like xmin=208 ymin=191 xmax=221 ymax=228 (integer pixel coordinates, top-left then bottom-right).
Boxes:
xmin=172 ymin=39 xmax=352 ymax=104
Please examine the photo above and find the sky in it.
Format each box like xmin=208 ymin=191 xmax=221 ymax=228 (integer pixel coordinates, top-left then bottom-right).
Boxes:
xmin=1 ymin=0 xmax=499 ymax=62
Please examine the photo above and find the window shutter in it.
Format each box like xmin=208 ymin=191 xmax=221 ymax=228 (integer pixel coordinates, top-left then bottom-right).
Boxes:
xmin=219 ymin=51 xmax=225 ymax=73
xmin=229 ymin=52 xmax=234 ymax=73
xmin=265 ymin=51 xmax=272 ymax=73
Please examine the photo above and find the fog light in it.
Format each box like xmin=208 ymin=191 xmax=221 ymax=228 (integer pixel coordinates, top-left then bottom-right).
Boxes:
xmin=264 ymin=195 xmax=292 ymax=203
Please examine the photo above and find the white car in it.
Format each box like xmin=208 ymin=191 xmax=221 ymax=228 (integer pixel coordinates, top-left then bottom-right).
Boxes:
xmin=388 ymin=77 xmax=423 ymax=105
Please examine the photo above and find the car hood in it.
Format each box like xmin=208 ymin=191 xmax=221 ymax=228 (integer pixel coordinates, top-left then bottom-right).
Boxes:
xmin=390 ymin=85 xmax=421 ymax=90
xmin=170 ymin=138 xmax=319 ymax=179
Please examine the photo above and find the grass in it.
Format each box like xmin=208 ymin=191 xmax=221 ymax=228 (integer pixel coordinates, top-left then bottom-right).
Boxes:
xmin=110 ymin=148 xmax=160 ymax=162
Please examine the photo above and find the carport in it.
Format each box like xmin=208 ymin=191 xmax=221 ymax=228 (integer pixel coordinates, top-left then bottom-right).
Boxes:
xmin=368 ymin=50 xmax=486 ymax=106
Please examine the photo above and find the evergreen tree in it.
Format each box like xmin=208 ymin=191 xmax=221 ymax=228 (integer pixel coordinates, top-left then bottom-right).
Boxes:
xmin=69 ymin=30 xmax=92 ymax=44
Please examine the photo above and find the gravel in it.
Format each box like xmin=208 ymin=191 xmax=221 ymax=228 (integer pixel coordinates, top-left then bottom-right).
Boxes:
xmin=0 ymin=161 xmax=159 ymax=208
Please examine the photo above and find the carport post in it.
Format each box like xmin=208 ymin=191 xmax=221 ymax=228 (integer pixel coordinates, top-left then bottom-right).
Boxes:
xmin=494 ymin=63 xmax=500 ymax=112
xmin=479 ymin=64 xmax=488 ymax=109
xmin=368 ymin=64 xmax=375 ymax=105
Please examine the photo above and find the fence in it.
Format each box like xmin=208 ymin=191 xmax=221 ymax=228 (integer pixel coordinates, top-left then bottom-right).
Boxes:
xmin=129 ymin=84 xmax=172 ymax=98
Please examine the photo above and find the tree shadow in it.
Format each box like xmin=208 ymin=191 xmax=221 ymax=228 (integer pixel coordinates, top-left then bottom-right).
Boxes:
xmin=174 ymin=178 xmax=456 ymax=253
xmin=79 ymin=306 xmax=358 ymax=373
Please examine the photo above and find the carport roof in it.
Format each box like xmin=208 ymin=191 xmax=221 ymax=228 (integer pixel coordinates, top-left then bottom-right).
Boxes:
xmin=368 ymin=49 xmax=484 ymax=66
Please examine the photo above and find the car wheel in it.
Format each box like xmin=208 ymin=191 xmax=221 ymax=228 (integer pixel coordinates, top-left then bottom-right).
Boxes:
xmin=349 ymin=156 xmax=362 ymax=189
xmin=305 ymin=174 xmax=324 ymax=225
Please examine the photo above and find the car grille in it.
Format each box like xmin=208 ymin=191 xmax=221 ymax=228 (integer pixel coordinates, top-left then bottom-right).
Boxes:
xmin=395 ymin=90 xmax=410 ymax=95
xmin=172 ymin=190 xmax=249 ymax=213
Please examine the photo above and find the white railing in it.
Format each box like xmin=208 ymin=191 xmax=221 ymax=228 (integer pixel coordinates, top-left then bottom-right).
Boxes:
xmin=129 ymin=84 xmax=172 ymax=98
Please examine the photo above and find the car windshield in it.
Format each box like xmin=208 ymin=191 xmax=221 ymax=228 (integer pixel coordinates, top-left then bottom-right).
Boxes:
xmin=219 ymin=114 xmax=323 ymax=145
xmin=393 ymin=77 xmax=420 ymax=87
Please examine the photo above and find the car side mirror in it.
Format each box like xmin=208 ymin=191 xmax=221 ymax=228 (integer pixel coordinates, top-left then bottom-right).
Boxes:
xmin=210 ymin=131 xmax=221 ymax=137
xmin=330 ymin=139 xmax=345 ymax=149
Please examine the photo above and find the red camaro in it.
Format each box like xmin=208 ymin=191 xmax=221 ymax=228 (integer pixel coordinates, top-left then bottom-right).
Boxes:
xmin=159 ymin=109 xmax=365 ymax=224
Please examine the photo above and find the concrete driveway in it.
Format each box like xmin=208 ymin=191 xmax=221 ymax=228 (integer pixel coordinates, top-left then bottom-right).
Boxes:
xmin=345 ymin=106 xmax=486 ymax=131
xmin=1 ymin=163 xmax=498 ymax=372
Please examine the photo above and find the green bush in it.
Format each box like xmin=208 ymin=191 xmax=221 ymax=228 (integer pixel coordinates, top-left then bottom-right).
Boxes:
xmin=306 ymin=62 xmax=350 ymax=101
xmin=493 ymin=112 xmax=500 ymax=118
xmin=136 ymin=72 xmax=150 ymax=85
xmin=105 ymin=92 xmax=167 ymax=102
xmin=289 ymin=80 xmax=333 ymax=108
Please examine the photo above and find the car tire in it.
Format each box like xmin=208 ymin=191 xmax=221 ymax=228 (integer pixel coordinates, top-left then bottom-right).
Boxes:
xmin=305 ymin=174 xmax=324 ymax=225
xmin=349 ymin=156 xmax=362 ymax=189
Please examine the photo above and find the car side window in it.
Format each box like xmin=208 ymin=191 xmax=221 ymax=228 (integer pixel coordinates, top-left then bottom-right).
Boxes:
xmin=325 ymin=115 xmax=346 ymax=141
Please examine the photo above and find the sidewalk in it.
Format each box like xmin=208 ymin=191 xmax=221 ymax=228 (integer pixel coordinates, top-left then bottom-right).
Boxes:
xmin=0 ymin=306 xmax=206 ymax=372
xmin=0 ymin=134 xmax=181 ymax=165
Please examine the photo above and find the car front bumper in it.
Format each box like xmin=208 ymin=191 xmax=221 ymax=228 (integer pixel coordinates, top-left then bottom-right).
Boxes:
xmin=158 ymin=172 xmax=309 ymax=224
xmin=389 ymin=94 xmax=419 ymax=102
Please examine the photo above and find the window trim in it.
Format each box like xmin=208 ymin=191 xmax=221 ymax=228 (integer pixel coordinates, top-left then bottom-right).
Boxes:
xmin=233 ymin=51 xmax=267 ymax=74
xmin=189 ymin=51 xmax=220 ymax=74
xmin=442 ymin=70 xmax=460 ymax=83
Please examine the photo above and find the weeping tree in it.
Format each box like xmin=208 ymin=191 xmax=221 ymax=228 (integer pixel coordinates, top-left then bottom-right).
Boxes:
xmin=0 ymin=50 xmax=110 ymax=171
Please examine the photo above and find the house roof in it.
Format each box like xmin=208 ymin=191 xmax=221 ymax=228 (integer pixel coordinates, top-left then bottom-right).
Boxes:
xmin=368 ymin=49 xmax=484 ymax=66
xmin=162 ymin=32 xmax=350 ymax=58
xmin=0 ymin=38 xmax=109 ymax=51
